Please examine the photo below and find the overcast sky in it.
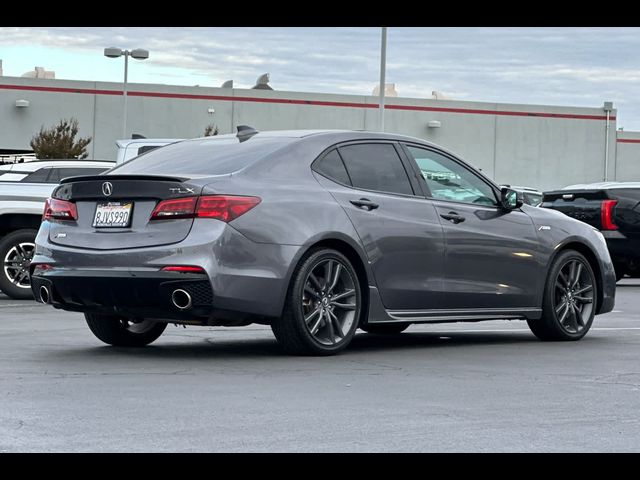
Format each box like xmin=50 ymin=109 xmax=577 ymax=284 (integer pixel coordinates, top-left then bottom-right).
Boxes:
xmin=1 ymin=27 xmax=638 ymax=129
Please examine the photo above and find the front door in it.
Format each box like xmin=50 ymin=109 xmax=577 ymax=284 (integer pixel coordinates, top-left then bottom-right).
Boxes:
xmin=402 ymin=144 xmax=542 ymax=310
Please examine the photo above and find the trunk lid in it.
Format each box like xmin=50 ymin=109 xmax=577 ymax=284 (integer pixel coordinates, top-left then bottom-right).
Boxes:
xmin=49 ymin=175 xmax=204 ymax=250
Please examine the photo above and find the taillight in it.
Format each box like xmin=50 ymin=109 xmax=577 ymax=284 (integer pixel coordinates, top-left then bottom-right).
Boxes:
xmin=196 ymin=195 xmax=261 ymax=222
xmin=150 ymin=195 xmax=260 ymax=222
xmin=43 ymin=198 xmax=78 ymax=221
xmin=161 ymin=266 xmax=205 ymax=273
xmin=601 ymin=199 xmax=618 ymax=230
xmin=150 ymin=197 xmax=198 ymax=220
xmin=31 ymin=263 xmax=53 ymax=275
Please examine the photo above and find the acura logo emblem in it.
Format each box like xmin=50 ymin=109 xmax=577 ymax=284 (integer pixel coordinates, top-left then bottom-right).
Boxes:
xmin=102 ymin=182 xmax=113 ymax=196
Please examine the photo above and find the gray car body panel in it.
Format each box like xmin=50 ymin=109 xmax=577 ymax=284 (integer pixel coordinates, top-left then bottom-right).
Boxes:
xmin=31 ymin=130 xmax=616 ymax=325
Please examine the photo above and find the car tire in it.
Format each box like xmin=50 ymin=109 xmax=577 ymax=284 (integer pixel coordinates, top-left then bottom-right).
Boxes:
xmin=360 ymin=323 xmax=410 ymax=334
xmin=527 ymin=250 xmax=597 ymax=341
xmin=0 ymin=229 xmax=38 ymax=300
xmin=271 ymin=248 xmax=362 ymax=356
xmin=85 ymin=313 xmax=167 ymax=347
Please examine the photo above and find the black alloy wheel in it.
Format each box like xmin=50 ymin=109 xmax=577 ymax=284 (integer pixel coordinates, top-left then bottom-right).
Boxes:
xmin=528 ymin=250 xmax=597 ymax=341
xmin=0 ymin=229 xmax=38 ymax=300
xmin=272 ymin=248 xmax=362 ymax=355
xmin=85 ymin=313 xmax=168 ymax=347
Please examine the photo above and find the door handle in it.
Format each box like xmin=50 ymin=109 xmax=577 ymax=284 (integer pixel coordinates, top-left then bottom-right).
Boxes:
xmin=440 ymin=211 xmax=466 ymax=224
xmin=350 ymin=198 xmax=379 ymax=211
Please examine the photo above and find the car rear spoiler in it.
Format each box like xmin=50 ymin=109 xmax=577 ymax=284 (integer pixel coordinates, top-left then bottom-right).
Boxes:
xmin=59 ymin=174 xmax=189 ymax=185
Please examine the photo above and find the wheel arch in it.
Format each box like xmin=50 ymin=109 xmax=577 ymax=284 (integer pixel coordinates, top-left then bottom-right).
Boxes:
xmin=547 ymin=240 xmax=603 ymax=314
xmin=280 ymin=234 xmax=371 ymax=324
xmin=0 ymin=214 xmax=41 ymax=239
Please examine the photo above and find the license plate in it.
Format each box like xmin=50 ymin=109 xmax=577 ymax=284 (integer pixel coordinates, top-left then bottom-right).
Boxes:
xmin=93 ymin=202 xmax=133 ymax=228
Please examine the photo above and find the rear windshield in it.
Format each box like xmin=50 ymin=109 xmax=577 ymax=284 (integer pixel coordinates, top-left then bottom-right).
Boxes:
xmin=109 ymin=137 xmax=294 ymax=177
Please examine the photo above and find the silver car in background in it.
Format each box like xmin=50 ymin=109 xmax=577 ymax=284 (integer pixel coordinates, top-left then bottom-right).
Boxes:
xmin=0 ymin=159 xmax=114 ymax=299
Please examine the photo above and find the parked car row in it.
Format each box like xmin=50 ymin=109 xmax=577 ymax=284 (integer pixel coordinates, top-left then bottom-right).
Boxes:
xmin=0 ymin=131 xmax=625 ymax=356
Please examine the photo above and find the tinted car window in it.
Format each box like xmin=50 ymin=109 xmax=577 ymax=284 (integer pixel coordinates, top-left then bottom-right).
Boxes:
xmin=137 ymin=145 xmax=161 ymax=155
xmin=406 ymin=146 xmax=497 ymax=206
xmin=314 ymin=149 xmax=351 ymax=185
xmin=338 ymin=143 xmax=414 ymax=195
xmin=21 ymin=168 xmax=51 ymax=183
xmin=111 ymin=137 xmax=295 ymax=177
xmin=524 ymin=192 xmax=542 ymax=206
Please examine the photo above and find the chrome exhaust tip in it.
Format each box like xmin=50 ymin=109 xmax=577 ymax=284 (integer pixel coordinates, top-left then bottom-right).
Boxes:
xmin=171 ymin=289 xmax=192 ymax=310
xmin=39 ymin=285 xmax=50 ymax=304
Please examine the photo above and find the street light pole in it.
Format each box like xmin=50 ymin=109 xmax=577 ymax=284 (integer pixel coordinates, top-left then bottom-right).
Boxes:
xmin=104 ymin=47 xmax=149 ymax=140
xmin=122 ymin=51 xmax=129 ymax=140
xmin=378 ymin=27 xmax=387 ymax=132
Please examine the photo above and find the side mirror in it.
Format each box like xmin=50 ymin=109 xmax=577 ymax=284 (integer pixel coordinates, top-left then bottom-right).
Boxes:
xmin=500 ymin=187 xmax=524 ymax=211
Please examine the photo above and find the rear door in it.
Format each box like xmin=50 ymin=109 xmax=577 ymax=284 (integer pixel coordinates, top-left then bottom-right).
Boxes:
xmin=315 ymin=142 xmax=445 ymax=310
xmin=402 ymin=144 xmax=541 ymax=310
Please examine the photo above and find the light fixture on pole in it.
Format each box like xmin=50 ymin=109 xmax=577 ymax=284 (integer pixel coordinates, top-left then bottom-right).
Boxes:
xmin=104 ymin=47 xmax=149 ymax=139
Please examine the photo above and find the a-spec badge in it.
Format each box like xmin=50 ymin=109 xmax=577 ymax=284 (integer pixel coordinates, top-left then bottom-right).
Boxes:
xmin=539 ymin=225 xmax=551 ymax=231
xmin=102 ymin=182 xmax=113 ymax=197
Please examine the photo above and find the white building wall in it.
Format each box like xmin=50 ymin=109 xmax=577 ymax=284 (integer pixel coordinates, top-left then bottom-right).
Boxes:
xmin=0 ymin=76 xmax=619 ymax=191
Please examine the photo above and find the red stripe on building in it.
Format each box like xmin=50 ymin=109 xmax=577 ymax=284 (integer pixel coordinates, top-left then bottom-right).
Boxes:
xmin=0 ymin=83 xmax=615 ymax=121
xmin=617 ymin=138 xmax=640 ymax=143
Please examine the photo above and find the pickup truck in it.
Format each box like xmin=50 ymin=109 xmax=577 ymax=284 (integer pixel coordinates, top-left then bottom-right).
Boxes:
xmin=541 ymin=181 xmax=640 ymax=281
xmin=0 ymin=160 xmax=114 ymax=299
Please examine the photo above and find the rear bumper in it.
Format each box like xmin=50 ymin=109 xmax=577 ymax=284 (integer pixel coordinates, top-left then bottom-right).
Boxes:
xmin=601 ymin=230 xmax=640 ymax=267
xmin=31 ymin=219 xmax=302 ymax=321
xmin=31 ymin=269 xmax=215 ymax=321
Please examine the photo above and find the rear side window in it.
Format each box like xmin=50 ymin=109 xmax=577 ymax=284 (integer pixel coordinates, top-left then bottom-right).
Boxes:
xmin=137 ymin=145 xmax=161 ymax=155
xmin=338 ymin=143 xmax=414 ymax=196
xmin=111 ymin=137 xmax=295 ymax=177
xmin=314 ymin=149 xmax=351 ymax=185
xmin=21 ymin=168 xmax=51 ymax=183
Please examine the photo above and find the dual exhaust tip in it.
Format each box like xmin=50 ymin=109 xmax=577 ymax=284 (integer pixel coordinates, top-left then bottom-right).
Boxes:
xmin=39 ymin=286 xmax=51 ymax=304
xmin=39 ymin=285 xmax=193 ymax=311
xmin=171 ymin=289 xmax=192 ymax=310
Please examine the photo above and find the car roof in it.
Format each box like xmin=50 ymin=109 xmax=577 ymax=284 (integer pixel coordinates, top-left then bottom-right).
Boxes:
xmin=0 ymin=160 xmax=114 ymax=172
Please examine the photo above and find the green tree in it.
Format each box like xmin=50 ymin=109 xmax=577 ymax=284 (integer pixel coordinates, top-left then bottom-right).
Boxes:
xmin=30 ymin=118 xmax=92 ymax=159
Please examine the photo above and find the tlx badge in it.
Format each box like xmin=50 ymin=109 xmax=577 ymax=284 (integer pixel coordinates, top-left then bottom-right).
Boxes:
xmin=169 ymin=187 xmax=195 ymax=194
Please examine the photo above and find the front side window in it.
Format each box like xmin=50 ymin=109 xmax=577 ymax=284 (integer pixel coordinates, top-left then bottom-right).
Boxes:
xmin=338 ymin=143 xmax=414 ymax=196
xmin=406 ymin=146 xmax=497 ymax=206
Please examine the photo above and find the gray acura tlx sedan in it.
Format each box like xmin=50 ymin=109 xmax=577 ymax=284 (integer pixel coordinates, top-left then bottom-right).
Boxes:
xmin=30 ymin=128 xmax=616 ymax=355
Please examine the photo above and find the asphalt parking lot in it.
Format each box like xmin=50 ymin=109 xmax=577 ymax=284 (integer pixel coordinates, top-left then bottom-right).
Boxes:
xmin=1 ymin=282 xmax=639 ymax=452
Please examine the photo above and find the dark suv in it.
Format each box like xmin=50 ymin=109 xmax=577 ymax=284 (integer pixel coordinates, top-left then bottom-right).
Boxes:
xmin=541 ymin=182 xmax=640 ymax=281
